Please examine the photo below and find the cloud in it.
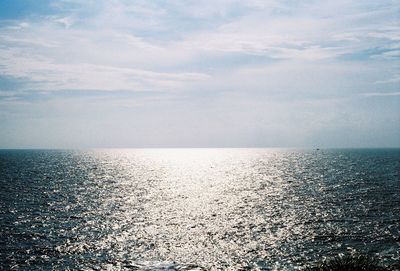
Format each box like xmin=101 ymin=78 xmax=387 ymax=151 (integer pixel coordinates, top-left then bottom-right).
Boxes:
xmin=362 ymin=92 xmax=400 ymax=97
xmin=0 ymin=0 xmax=399 ymax=147
xmin=0 ymin=0 xmax=398 ymax=94
xmin=375 ymin=75 xmax=400 ymax=84
xmin=0 ymin=47 xmax=208 ymax=92
xmin=54 ymin=16 xmax=75 ymax=28
xmin=0 ymin=16 xmax=210 ymax=93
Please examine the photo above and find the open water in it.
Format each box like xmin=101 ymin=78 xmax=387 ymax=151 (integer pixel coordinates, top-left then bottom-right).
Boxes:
xmin=0 ymin=148 xmax=399 ymax=270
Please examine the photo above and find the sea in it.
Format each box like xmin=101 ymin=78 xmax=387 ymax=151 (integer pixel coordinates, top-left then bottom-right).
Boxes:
xmin=0 ymin=148 xmax=399 ymax=270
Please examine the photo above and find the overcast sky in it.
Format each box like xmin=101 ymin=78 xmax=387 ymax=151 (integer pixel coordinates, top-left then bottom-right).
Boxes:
xmin=0 ymin=0 xmax=399 ymax=148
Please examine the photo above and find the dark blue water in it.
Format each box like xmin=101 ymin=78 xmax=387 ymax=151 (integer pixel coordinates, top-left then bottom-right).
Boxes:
xmin=0 ymin=149 xmax=399 ymax=270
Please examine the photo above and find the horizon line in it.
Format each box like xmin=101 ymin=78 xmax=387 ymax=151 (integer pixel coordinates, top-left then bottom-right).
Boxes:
xmin=0 ymin=146 xmax=399 ymax=150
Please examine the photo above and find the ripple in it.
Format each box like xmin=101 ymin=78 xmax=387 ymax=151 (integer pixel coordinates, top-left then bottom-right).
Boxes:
xmin=0 ymin=148 xmax=399 ymax=270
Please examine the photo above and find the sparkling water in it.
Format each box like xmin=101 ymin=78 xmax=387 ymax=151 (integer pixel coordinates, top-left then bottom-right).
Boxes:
xmin=1 ymin=149 xmax=399 ymax=270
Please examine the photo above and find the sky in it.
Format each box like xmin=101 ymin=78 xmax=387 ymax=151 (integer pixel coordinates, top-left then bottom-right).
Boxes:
xmin=0 ymin=0 xmax=399 ymax=148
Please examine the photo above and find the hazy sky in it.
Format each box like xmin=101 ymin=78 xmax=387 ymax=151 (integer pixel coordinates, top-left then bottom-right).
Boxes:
xmin=0 ymin=0 xmax=399 ymax=148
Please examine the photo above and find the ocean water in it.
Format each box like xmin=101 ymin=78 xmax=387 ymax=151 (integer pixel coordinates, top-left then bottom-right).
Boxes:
xmin=0 ymin=148 xmax=399 ymax=270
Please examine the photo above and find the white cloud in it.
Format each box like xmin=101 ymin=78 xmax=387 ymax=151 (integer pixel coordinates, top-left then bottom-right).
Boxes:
xmin=54 ymin=16 xmax=75 ymax=29
xmin=0 ymin=47 xmax=208 ymax=92
xmin=375 ymin=75 xmax=400 ymax=84
xmin=0 ymin=0 xmax=399 ymax=148
xmin=362 ymin=92 xmax=400 ymax=97
xmin=372 ymin=50 xmax=400 ymax=59
xmin=0 ymin=0 xmax=398 ymax=93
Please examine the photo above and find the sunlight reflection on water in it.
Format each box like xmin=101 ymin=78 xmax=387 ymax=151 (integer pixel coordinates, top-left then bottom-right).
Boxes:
xmin=1 ymin=148 xmax=399 ymax=270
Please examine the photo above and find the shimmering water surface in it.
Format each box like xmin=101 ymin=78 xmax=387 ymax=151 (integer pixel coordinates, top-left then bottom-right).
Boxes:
xmin=0 ymin=149 xmax=399 ymax=270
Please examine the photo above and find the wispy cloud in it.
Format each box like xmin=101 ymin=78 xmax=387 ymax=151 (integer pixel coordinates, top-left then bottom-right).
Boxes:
xmin=363 ymin=91 xmax=400 ymax=97
xmin=0 ymin=0 xmax=399 ymax=147
xmin=0 ymin=47 xmax=208 ymax=92
xmin=0 ymin=0 xmax=398 ymax=94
